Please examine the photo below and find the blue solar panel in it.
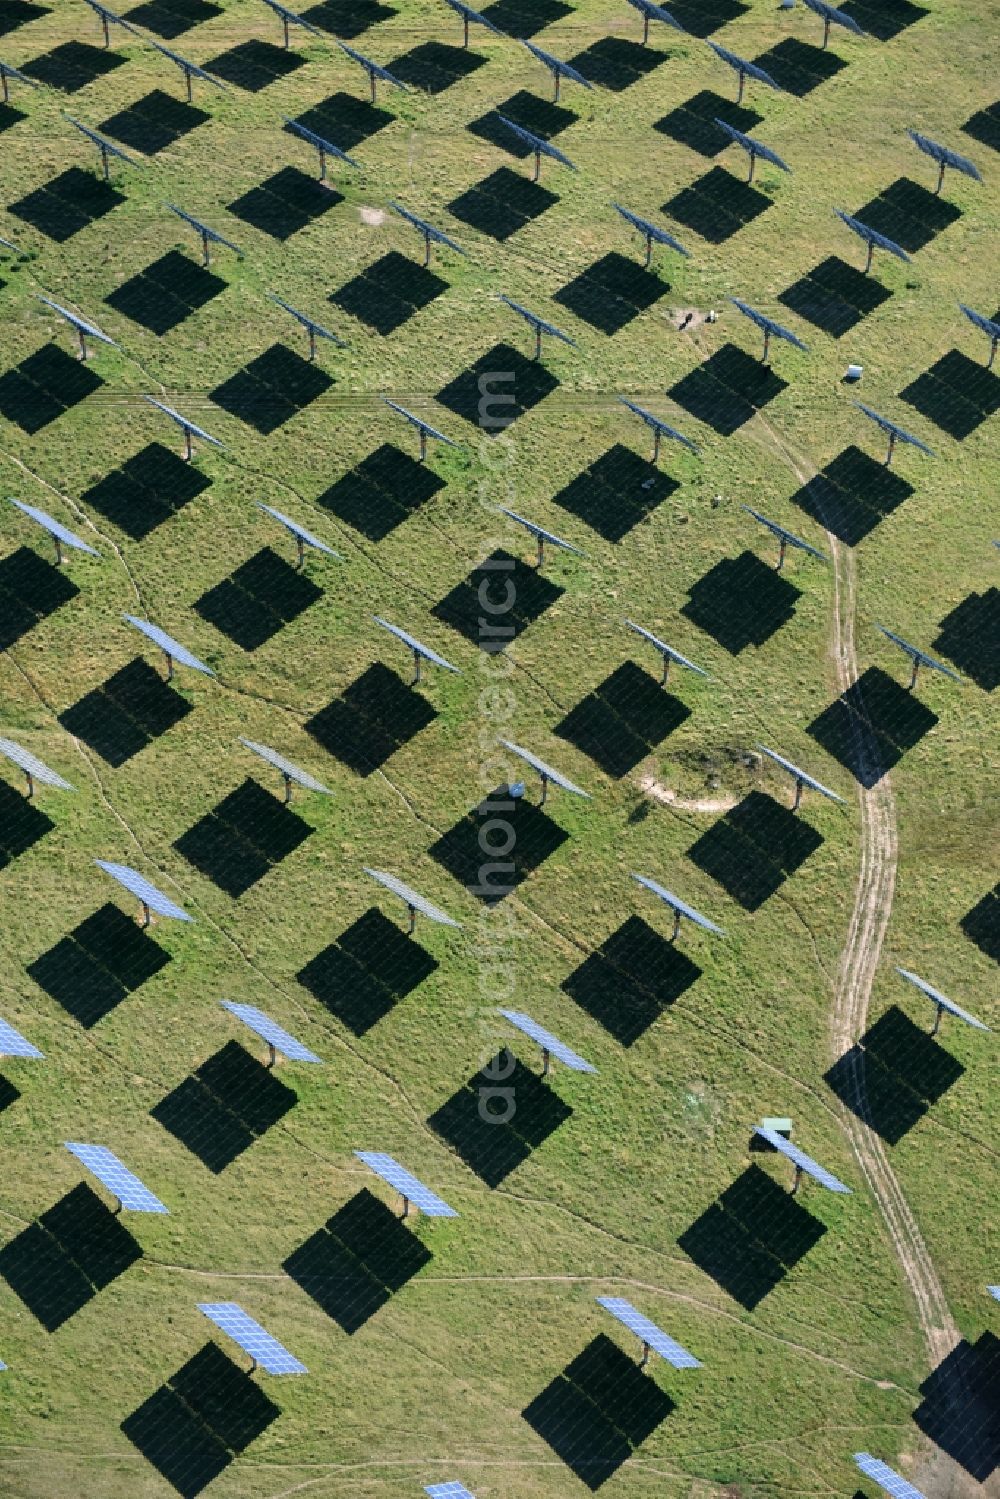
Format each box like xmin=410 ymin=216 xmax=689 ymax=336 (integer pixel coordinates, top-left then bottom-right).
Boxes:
xmin=597 ymin=1297 xmax=701 ymax=1367
xmin=425 ymin=1484 xmax=476 ymax=1499
xmin=65 ymin=1143 xmax=168 ymax=1213
xmin=443 ymin=0 xmax=503 ymax=33
xmin=619 ymin=399 xmax=698 ymax=449
xmin=756 ymin=745 xmax=844 ymax=802
xmin=988 ymin=1286 xmax=1000 ymax=1302
xmin=384 ymin=400 xmax=457 ymax=446
xmin=625 ymin=0 xmax=686 ymax=30
xmin=499 ymin=1010 xmax=597 ymax=1072
xmin=960 ymin=304 xmax=1000 ymax=342
xmin=355 ymin=1153 xmax=458 ymax=1216
xmin=854 ymin=1453 xmax=927 ymax=1499
xmin=373 ymin=618 xmax=460 ymax=673
xmin=856 ymin=406 xmax=934 ymax=456
xmin=260 ymin=0 xmax=324 ymax=36
xmin=67 ymin=116 xmax=143 ymax=172
xmin=283 ymin=117 xmax=361 ymax=169
xmin=199 ymin=1303 xmax=307 ymax=1374
xmin=742 ymin=506 xmax=827 ymax=562
xmin=499 ymin=507 xmax=584 ymax=554
xmin=9 ymin=500 xmax=100 ymax=557
xmin=0 ymin=1357 xmax=6 ymax=1371
xmin=730 ymin=299 xmax=808 ymax=353
xmin=149 ymin=39 xmax=227 ymax=90
xmin=95 ymin=861 xmax=194 ymax=922
xmin=907 ymin=130 xmax=982 ymax=181
xmin=364 ymin=868 xmax=462 ymax=927
xmin=835 ymin=211 xmax=911 ymax=264
xmin=753 ymin=1126 xmax=851 ymax=1193
xmin=338 ymin=40 xmax=407 ymax=89
xmin=240 ymin=739 xmax=333 ymax=793
xmin=221 ymin=1002 xmax=323 ymax=1061
xmin=166 ymin=204 xmax=242 ymax=256
xmin=0 ymin=1017 xmax=44 ymax=1059
xmin=391 ymin=202 xmax=466 ymax=256
xmin=495 ymin=116 xmax=576 ymax=169
xmin=802 ymin=0 xmax=866 ymax=35
xmin=625 ymin=621 xmax=709 ymax=677
xmin=499 ymin=741 xmax=590 ymax=797
xmin=38 ymin=297 xmax=118 ymax=350
xmin=259 ymin=504 xmax=341 ymax=558
xmin=145 ymin=397 xmax=224 ymax=449
xmin=269 ymin=297 xmax=347 ymax=352
xmin=124 ymin=616 xmax=215 ymax=676
xmin=713 ymin=120 xmax=791 ymax=174
xmin=498 ymin=297 xmax=576 ymax=346
xmin=876 ymin=627 xmax=958 ymax=678
xmin=894 ymin=968 xmax=990 ymax=1031
xmin=632 ymin=875 xmax=724 ymax=934
xmin=523 ymin=40 xmax=592 ymax=88
xmin=708 ymin=43 xmax=783 ymax=91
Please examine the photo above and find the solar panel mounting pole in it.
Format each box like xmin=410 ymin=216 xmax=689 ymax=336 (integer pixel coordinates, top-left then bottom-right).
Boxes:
xmin=639 ymin=1339 xmax=651 ymax=1368
xmin=139 ymin=899 xmax=151 ymax=928
xmin=282 ymin=771 xmax=294 ymax=803
xmin=735 ymin=65 xmax=746 ymax=103
xmin=761 ymin=326 xmax=771 ymax=365
xmin=670 ymin=908 xmax=682 ymax=941
xmin=884 ymin=429 xmax=897 ymax=467
xmin=162 ymin=647 xmax=176 ymax=682
xmin=792 ymin=775 xmax=805 ymax=811
xmin=412 ymin=647 xmax=423 ymax=685
xmin=266 ymin=1042 xmax=277 ymax=1068
xmin=539 ymin=772 xmax=550 ymax=806
xmin=776 ymin=535 xmax=788 ymax=571
xmin=791 ymin=1163 xmax=803 ymax=1195
xmin=419 ymin=427 xmax=428 ymax=461
xmin=407 ymin=901 xmax=417 ymax=935
xmin=24 ymin=769 xmax=34 ymax=799
xmin=864 ymin=239 xmax=874 ymax=274
xmin=533 ymin=324 xmax=543 ymax=360
xmin=97 ymin=140 xmax=112 ymax=182
xmin=463 ymin=12 xmax=470 ymax=44
xmin=281 ymin=12 xmax=291 ymax=46
xmin=642 ymin=9 xmax=650 ymax=41
xmin=100 ymin=10 xmax=110 ymax=45
xmin=532 ymin=146 xmax=542 ymax=184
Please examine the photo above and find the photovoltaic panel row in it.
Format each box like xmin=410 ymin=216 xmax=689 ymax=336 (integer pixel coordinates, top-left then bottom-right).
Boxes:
xmin=597 ymin=1296 xmax=701 ymax=1367
xmin=355 ymin=1152 xmax=457 ymax=1216
xmin=64 ymin=1142 xmax=168 ymax=1213
xmin=198 ymin=1302 xmax=306 ymax=1374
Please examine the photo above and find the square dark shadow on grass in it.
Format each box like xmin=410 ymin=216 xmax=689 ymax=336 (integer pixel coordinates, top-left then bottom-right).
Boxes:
xmin=913 ymin=1332 xmax=1000 ymax=1482
xmin=0 ymin=1183 xmax=142 ymax=1331
xmin=389 ymin=40 xmax=485 ymax=93
xmin=331 ymin=250 xmax=446 ymax=335
xmin=447 ymin=167 xmax=557 ymax=242
xmin=562 ymin=914 xmax=700 ymax=1045
xmin=82 ymin=441 xmax=210 ymax=539
xmin=298 ymin=906 xmax=437 ymax=1034
xmin=554 ymin=251 xmax=666 ymax=334
xmin=205 ymin=39 xmax=303 ymax=91
xmin=0 ymin=102 xmax=26 ymax=133
xmin=0 ymin=546 xmax=79 ymax=651
xmin=432 ymin=547 xmax=563 ymax=651
xmin=778 ymin=254 xmax=891 ymax=337
xmin=961 ymin=884 xmax=1000 ymax=963
xmin=825 ymin=1004 xmax=963 ymax=1143
xmin=0 ymin=776 xmax=54 ymax=869
xmin=679 ymin=1163 xmax=826 ymax=1308
xmin=900 ymin=348 xmax=1000 ymax=440
xmin=300 ymin=0 xmax=396 ymax=36
xmin=933 ymin=589 xmax=1000 ymax=691
xmin=211 ymin=343 xmax=332 ymax=434
xmin=788 ymin=444 xmax=913 ymax=546
xmin=287 ymin=91 xmax=393 ymax=152
xmin=0 ymin=342 xmax=102 ymax=434
xmin=316 ymin=442 xmax=444 ymax=539
xmin=283 ymin=1187 xmax=430 ymax=1334
xmin=430 ymin=782 xmax=568 ymax=904
xmin=555 ymin=661 xmax=689 ymax=778
xmin=174 ymin=777 xmax=313 ymax=897
xmin=839 ymin=0 xmax=926 ymax=40
xmin=99 ymin=90 xmax=208 ymax=154
xmin=654 ymin=90 xmax=761 ymax=158
xmin=664 ymin=165 xmax=771 ymax=245
xmin=687 ymin=790 xmax=823 ymax=910
xmin=751 ymin=37 xmax=845 ymax=96
xmin=479 ymin=0 xmax=571 ymax=35
xmin=962 ymin=100 xmax=1000 ymax=154
xmin=552 ymin=443 xmax=678 ymax=541
xmin=105 ymin=250 xmax=225 ymax=335
xmin=305 ymin=661 xmax=436 ymax=776
xmin=853 ymin=176 xmax=961 ymax=253
xmin=659 ymin=0 xmax=747 ymax=33
xmin=9 ymin=166 xmax=125 ymax=243
xmin=568 ymin=36 xmax=666 ymax=91
xmin=467 ymin=90 xmax=576 ymax=155
xmin=122 ymin=0 xmax=222 ymax=37
xmin=152 ymin=1039 xmax=297 ymax=1172
xmin=27 ymin=902 xmax=169 ymax=1029
xmin=436 ymin=342 xmax=558 ymax=429
xmin=668 ymin=342 xmax=786 ymax=435
xmin=0 ymin=0 xmax=50 ymax=34
xmin=195 ymin=545 xmax=322 ymax=651
xmin=22 ymin=40 xmax=125 ymax=91
xmin=430 ymin=1049 xmax=571 ymax=1186
xmin=122 ymin=1342 xmax=278 ymax=1499
xmin=807 ymin=665 xmax=938 ymax=788
xmin=523 ymin=1333 xmax=675 ymax=1490
xmin=681 ymin=550 xmax=801 ymax=654
xmin=59 ymin=656 xmax=191 ymax=767
xmin=228 ymin=166 xmax=341 ymax=241
xmin=0 ymin=1074 xmax=19 ymax=1114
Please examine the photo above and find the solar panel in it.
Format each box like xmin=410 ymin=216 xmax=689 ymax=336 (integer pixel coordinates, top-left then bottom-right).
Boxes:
xmin=166 ymin=204 xmax=243 ymax=258
xmin=364 ymin=868 xmax=461 ymax=927
xmin=496 ymin=116 xmax=576 ymax=170
xmin=0 ymin=60 xmax=38 ymax=90
xmin=523 ymin=40 xmax=592 ymax=91
xmin=0 ymin=235 xmax=20 ymax=254
xmin=624 ymin=0 xmax=687 ymax=31
xmin=742 ymin=506 xmax=827 ymax=563
xmin=499 ymin=296 xmax=576 ymax=347
xmin=145 ymin=397 xmax=224 ymax=451
xmin=96 ymin=860 xmax=195 ymax=921
xmin=613 ymin=206 xmax=690 ymax=258
xmin=499 ymin=1010 xmax=597 ymax=1072
xmin=391 ymin=202 xmax=466 ymax=257
xmin=756 ymin=744 xmax=845 ymax=803
xmin=124 ymin=615 xmax=214 ymax=676
xmin=854 ymin=1453 xmax=927 ymax=1499
xmin=0 ymin=1017 xmax=44 ymax=1059
xmin=221 ymin=1001 xmax=323 ymax=1062
xmin=959 ymin=304 xmax=1000 ymax=342
xmin=65 ymin=1142 xmax=169 ymax=1213
xmin=801 ymin=0 xmax=866 ymax=36
xmin=713 ymin=119 xmax=791 ymax=177
xmin=442 ymin=0 xmax=503 ymax=34
xmin=198 ymin=1303 xmax=307 ymax=1374
xmin=708 ymin=42 xmax=783 ymax=92
xmin=597 ymin=1297 xmax=702 ymax=1367
xmin=876 ymin=626 xmax=960 ymax=680
xmin=425 ymin=1484 xmax=477 ymax=1499
xmin=373 ymin=617 xmax=461 ymax=673
xmin=625 ymin=621 xmax=709 ymax=677
xmin=856 ymin=404 xmax=934 ymax=455
xmin=730 ymin=299 xmax=808 ymax=353
xmin=338 ymin=40 xmax=408 ymax=90
xmin=259 ymin=0 xmax=324 ymax=38
xmin=498 ymin=507 xmax=584 ymax=556
xmin=0 ymin=1358 xmax=6 ymax=1371
xmin=37 ymin=296 xmax=119 ymax=353
xmin=988 ymin=1287 xmax=1000 ymax=1303
xmin=753 ymin=1126 xmax=851 ymax=1193
xmin=835 ymin=210 xmax=911 ymax=265
xmin=632 ymin=874 xmax=724 ymax=935
xmin=258 ymin=503 xmax=341 ymax=560
xmin=283 ymin=117 xmax=361 ymax=170
xmin=269 ymin=296 xmax=347 ymax=352
xmin=82 ymin=0 xmax=127 ymax=29
xmin=239 ymin=738 xmax=333 ymax=794
xmin=907 ymin=130 xmax=982 ymax=182
xmin=499 ymin=739 xmax=591 ymax=797
xmin=355 ymin=1152 xmax=458 ymax=1216
xmin=8 ymin=499 xmax=100 ymax=558
xmin=148 ymin=39 xmax=228 ymax=92
xmin=895 ymin=967 xmax=990 ymax=1032
xmin=384 ymin=399 xmax=458 ymax=448
xmin=0 ymin=737 xmax=74 ymax=791
xmin=66 ymin=115 xmax=144 ymax=174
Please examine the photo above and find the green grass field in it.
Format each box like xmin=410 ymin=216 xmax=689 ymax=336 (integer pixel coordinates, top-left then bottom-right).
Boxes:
xmin=0 ymin=0 xmax=996 ymax=1495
